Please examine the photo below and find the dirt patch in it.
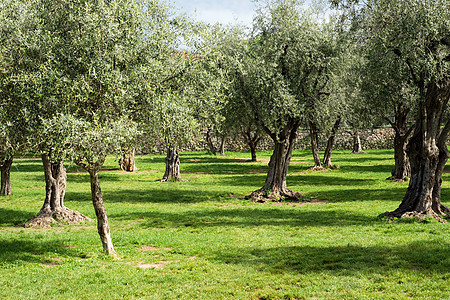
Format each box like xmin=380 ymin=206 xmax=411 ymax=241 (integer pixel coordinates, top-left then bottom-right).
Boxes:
xmin=41 ymin=257 xmax=62 ymax=267
xmin=25 ymin=208 xmax=93 ymax=228
xmin=140 ymin=245 xmax=173 ymax=252
xmin=111 ymin=170 xmax=157 ymax=175
xmin=61 ymin=245 xmax=78 ymax=249
xmin=138 ymin=260 xmax=176 ymax=269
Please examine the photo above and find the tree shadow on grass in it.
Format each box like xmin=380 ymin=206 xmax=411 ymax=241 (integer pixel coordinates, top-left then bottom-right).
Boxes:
xmin=0 ymin=208 xmax=35 ymax=226
xmin=208 ymin=241 xmax=450 ymax=276
xmin=0 ymin=238 xmax=84 ymax=265
xmin=110 ymin=207 xmax=377 ymax=228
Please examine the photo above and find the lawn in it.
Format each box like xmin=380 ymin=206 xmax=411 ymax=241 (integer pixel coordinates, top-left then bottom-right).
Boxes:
xmin=0 ymin=150 xmax=448 ymax=299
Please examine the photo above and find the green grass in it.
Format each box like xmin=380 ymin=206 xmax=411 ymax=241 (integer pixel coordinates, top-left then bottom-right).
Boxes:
xmin=0 ymin=149 xmax=449 ymax=299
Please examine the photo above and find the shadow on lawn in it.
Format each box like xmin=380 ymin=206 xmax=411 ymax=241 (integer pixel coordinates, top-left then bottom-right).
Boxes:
xmin=111 ymin=206 xmax=377 ymax=228
xmin=209 ymin=241 xmax=450 ymax=275
xmin=0 ymin=208 xmax=34 ymax=226
xmin=0 ymin=238 xmax=83 ymax=264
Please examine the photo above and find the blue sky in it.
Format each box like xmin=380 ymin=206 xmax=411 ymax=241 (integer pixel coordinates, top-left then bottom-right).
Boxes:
xmin=170 ymin=0 xmax=257 ymax=27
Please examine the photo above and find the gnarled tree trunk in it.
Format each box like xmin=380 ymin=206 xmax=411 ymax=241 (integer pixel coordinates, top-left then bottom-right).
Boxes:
xmin=0 ymin=157 xmax=13 ymax=196
xmin=386 ymin=102 xmax=413 ymax=181
xmin=219 ymin=135 xmax=226 ymax=156
xmin=119 ymin=148 xmax=137 ymax=172
xmin=385 ymin=80 xmax=450 ymax=222
xmin=242 ymin=126 xmax=261 ymax=162
xmin=351 ymin=129 xmax=364 ymax=154
xmin=206 ymin=129 xmax=217 ymax=155
xmin=246 ymin=120 xmax=303 ymax=202
xmin=323 ymin=116 xmax=341 ymax=168
xmin=308 ymin=119 xmax=323 ymax=170
xmin=89 ymin=167 xmax=117 ymax=256
xmin=160 ymin=146 xmax=181 ymax=182
xmin=27 ymin=154 xmax=92 ymax=227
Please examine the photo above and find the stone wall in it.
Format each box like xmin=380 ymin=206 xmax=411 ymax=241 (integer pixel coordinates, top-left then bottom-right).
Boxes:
xmin=141 ymin=127 xmax=395 ymax=154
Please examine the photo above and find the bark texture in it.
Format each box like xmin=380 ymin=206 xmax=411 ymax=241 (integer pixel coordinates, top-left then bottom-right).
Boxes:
xmin=219 ymin=136 xmax=226 ymax=156
xmin=119 ymin=148 xmax=137 ymax=172
xmin=385 ymin=80 xmax=450 ymax=222
xmin=323 ymin=117 xmax=341 ymax=169
xmin=308 ymin=119 xmax=323 ymax=170
xmin=246 ymin=120 xmax=303 ymax=202
xmin=89 ymin=168 xmax=117 ymax=257
xmin=351 ymin=130 xmax=365 ymax=154
xmin=0 ymin=157 xmax=13 ymax=196
xmin=386 ymin=102 xmax=413 ymax=181
xmin=161 ymin=146 xmax=181 ymax=182
xmin=27 ymin=154 xmax=92 ymax=227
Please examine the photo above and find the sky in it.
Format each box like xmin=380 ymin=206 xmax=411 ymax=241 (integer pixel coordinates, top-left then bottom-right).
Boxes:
xmin=170 ymin=0 xmax=257 ymax=27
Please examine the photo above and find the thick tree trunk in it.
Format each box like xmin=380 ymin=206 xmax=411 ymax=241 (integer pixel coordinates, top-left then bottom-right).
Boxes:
xmin=0 ymin=157 xmax=13 ymax=196
xmin=387 ymin=102 xmax=412 ymax=181
xmin=385 ymin=80 xmax=450 ymax=222
xmin=89 ymin=168 xmax=117 ymax=257
xmin=27 ymin=154 xmax=92 ymax=227
xmin=206 ymin=129 xmax=217 ymax=155
xmin=246 ymin=121 xmax=303 ymax=202
xmin=323 ymin=117 xmax=341 ymax=169
xmin=308 ymin=119 xmax=323 ymax=170
xmin=160 ymin=146 xmax=181 ymax=182
xmin=119 ymin=148 xmax=137 ymax=172
xmin=351 ymin=130 xmax=364 ymax=154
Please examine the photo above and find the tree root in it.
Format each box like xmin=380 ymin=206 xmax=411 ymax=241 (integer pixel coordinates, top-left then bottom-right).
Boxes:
xmin=386 ymin=176 xmax=407 ymax=182
xmin=383 ymin=209 xmax=448 ymax=223
xmin=25 ymin=207 xmax=93 ymax=228
xmin=308 ymin=166 xmax=325 ymax=171
xmin=245 ymin=188 xmax=303 ymax=203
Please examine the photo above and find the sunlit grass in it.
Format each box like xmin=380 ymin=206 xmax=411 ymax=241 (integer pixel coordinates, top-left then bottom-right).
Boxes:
xmin=0 ymin=149 xmax=448 ymax=299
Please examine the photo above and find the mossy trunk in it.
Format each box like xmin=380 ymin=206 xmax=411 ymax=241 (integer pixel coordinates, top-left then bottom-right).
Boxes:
xmin=385 ymin=80 xmax=450 ymax=222
xmin=0 ymin=157 xmax=13 ymax=196
xmin=206 ymin=129 xmax=217 ymax=155
xmin=161 ymin=146 xmax=181 ymax=182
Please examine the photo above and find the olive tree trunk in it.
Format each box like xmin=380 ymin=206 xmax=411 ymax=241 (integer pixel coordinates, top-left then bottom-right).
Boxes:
xmin=119 ymin=148 xmax=137 ymax=172
xmin=219 ymin=135 xmax=226 ymax=156
xmin=27 ymin=154 xmax=92 ymax=227
xmin=160 ymin=146 xmax=181 ymax=182
xmin=385 ymin=80 xmax=450 ymax=222
xmin=308 ymin=119 xmax=323 ymax=170
xmin=386 ymin=102 xmax=413 ymax=181
xmin=242 ymin=126 xmax=261 ymax=162
xmin=351 ymin=129 xmax=364 ymax=154
xmin=246 ymin=120 xmax=303 ymax=202
xmin=206 ymin=129 xmax=217 ymax=155
xmin=323 ymin=116 xmax=341 ymax=168
xmin=89 ymin=167 xmax=117 ymax=256
xmin=0 ymin=157 xmax=13 ymax=196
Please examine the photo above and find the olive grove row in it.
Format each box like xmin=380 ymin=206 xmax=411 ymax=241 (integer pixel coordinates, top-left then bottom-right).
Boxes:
xmin=1 ymin=0 xmax=449 ymax=255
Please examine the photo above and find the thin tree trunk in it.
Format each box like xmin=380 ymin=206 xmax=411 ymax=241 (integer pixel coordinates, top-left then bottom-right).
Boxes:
xmin=323 ymin=117 xmax=341 ymax=168
xmin=119 ymin=148 xmax=137 ymax=172
xmin=0 ymin=157 xmax=13 ymax=196
xmin=385 ymin=80 xmax=450 ymax=222
xmin=206 ymin=129 xmax=217 ymax=155
xmin=219 ymin=135 xmax=226 ymax=156
xmin=246 ymin=120 xmax=303 ymax=202
xmin=89 ymin=167 xmax=117 ymax=257
xmin=27 ymin=154 xmax=92 ymax=227
xmin=161 ymin=146 xmax=181 ymax=182
xmin=308 ymin=119 xmax=323 ymax=169
xmin=351 ymin=130 xmax=364 ymax=154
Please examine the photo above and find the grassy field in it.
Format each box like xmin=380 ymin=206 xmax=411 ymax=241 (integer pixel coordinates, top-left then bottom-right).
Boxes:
xmin=0 ymin=149 xmax=449 ymax=299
